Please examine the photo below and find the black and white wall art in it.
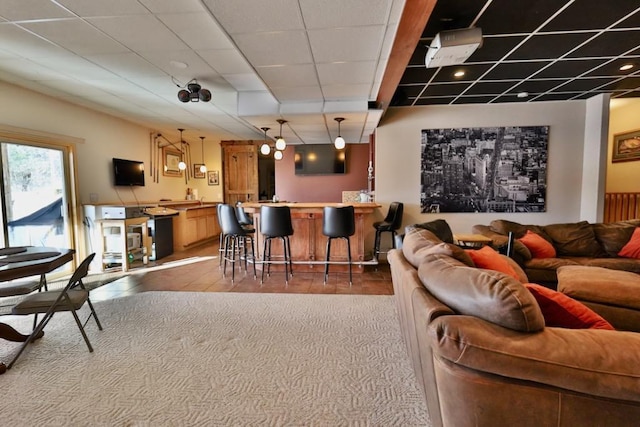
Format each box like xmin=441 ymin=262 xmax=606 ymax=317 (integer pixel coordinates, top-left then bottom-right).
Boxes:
xmin=420 ymin=126 xmax=549 ymax=213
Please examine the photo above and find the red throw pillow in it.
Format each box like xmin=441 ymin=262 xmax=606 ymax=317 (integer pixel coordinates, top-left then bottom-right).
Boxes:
xmin=524 ymin=283 xmax=614 ymax=330
xmin=518 ymin=230 xmax=556 ymax=258
xmin=618 ymin=227 xmax=640 ymax=259
xmin=465 ymin=245 xmax=520 ymax=280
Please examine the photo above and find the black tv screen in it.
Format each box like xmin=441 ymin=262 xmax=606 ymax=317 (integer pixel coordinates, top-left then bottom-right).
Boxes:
xmin=294 ymin=145 xmax=346 ymax=175
xmin=113 ymin=158 xmax=145 ymax=186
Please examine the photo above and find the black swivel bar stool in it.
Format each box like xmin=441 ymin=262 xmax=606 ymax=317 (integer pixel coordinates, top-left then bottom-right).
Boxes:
xmin=322 ymin=205 xmax=355 ymax=286
xmin=235 ymin=204 xmax=254 ymax=227
xmin=218 ymin=204 xmax=257 ymax=283
xmin=259 ymin=205 xmax=294 ymax=284
xmin=373 ymin=202 xmax=403 ymax=259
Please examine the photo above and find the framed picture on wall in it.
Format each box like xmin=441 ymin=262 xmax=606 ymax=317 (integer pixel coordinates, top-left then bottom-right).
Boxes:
xmin=193 ymin=164 xmax=206 ymax=179
xmin=163 ymin=147 xmax=182 ymax=177
xmin=207 ymin=170 xmax=219 ymax=186
xmin=612 ymin=129 xmax=640 ymax=162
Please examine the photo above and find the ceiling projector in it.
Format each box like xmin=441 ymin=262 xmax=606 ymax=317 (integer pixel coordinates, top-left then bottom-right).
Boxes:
xmin=425 ymin=27 xmax=483 ymax=68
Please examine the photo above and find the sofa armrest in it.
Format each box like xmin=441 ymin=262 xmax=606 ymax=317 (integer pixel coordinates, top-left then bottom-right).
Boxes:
xmin=429 ymin=315 xmax=640 ymax=403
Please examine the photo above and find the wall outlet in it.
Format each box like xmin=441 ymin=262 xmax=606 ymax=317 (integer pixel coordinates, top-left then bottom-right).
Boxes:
xmin=89 ymin=193 xmax=99 ymax=203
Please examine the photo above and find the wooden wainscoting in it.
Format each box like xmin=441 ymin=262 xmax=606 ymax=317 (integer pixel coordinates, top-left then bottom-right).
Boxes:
xmin=604 ymin=192 xmax=640 ymax=223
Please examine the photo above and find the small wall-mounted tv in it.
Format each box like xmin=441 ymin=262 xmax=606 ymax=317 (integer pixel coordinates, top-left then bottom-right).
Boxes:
xmin=294 ymin=145 xmax=346 ymax=175
xmin=113 ymin=158 xmax=145 ymax=186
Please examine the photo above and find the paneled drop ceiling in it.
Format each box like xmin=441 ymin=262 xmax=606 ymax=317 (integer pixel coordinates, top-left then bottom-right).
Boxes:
xmin=393 ymin=0 xmax=640 ymax=106
xmin=0 ymin=0 xmax=405 ymax=145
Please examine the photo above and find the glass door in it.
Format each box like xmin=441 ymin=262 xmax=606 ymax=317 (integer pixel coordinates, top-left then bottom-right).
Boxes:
xmin=0 ymin=142 xmax=72 ymax=253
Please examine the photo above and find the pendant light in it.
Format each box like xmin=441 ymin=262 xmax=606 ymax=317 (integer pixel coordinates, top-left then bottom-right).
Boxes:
xmin=178 ymin=128 xmax=187 ymax=170
xmin=274 ymin=150 xmax=283 ymax=160
xmin=334 ymin=117 xmax=346 ymax=150
xmin=275 ymin=119 xmax=287 ymax=151
xmin=199 ymin=136 xmax=207 ymax=173
xmin=260 ymin=127 xmax=271 ymax=155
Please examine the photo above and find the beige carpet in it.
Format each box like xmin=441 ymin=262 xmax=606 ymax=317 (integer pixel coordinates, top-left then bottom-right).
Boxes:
xmin=0 ymin=292 xmax=430 ymax=426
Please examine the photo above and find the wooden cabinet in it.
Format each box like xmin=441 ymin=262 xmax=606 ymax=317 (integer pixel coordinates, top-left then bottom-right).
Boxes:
xmin=171 ymin=205 xmax=220 ymax=251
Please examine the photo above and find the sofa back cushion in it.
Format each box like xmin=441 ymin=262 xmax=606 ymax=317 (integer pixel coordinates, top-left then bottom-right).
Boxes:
xmin=592 ymin=220 xmax=640 ymax=257
xmin=542 ymin=221 xmax=606 ymax=257
xmin=417 ymin=254 xmax=545 ymax=332
xmin=409 ymin=219 xmax=454 ymax=243
xmin=490 ymin=219 xmax=551 ymax=241
xmin=402 ymin=227 xmax=474 ymax=269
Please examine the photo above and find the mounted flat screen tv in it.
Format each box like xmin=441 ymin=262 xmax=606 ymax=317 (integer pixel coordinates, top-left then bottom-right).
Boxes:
xmin=113 ymin=158 xmax=145 ymax=186
xmin=294 ymin=145 xmax=346 ymax=175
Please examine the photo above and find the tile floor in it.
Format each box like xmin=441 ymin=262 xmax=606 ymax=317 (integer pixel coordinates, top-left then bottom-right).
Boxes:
xmin=90 ymin=240 xmax=395 ymax=302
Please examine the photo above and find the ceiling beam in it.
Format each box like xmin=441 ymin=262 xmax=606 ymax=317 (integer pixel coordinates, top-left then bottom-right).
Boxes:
xmin=376 ymin=0 xmax=436 ymax=112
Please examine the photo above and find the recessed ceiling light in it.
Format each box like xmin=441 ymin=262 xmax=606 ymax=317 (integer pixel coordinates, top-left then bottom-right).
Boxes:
xmin=517 ymin=91 xmax=529 ymax=98
xmin=454 ymin=70 xmax=465 ymax=77
xmin=619 ymin=63 xmax=634 ymax=71
xmin=170 ymin=60 xmax=188 ymax=69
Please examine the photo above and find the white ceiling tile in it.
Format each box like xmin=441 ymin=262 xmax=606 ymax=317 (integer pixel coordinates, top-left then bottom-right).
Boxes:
xmin=138 ymin=50 xmax=220 ymax=81
xmin=156 ymin=13 xmax=234 ymax=50
xmin=199 ymin=49 xmax=253 ymax=74
xmin=299 ymin=0 xmax=391 ymax=29
xmin=56 ymin=0 xmax=150 ymax=16
xmin=279 ymin=101 xmax=325 ymax=114
xmin=308 ymin=26 xmax=385 ymax=63
xmin=322 ymin=84 xmax=372 ymax=100
xmin=88 ymin=16 xmax=189 ymax=52
xmin=388 ymin=0 xmax=406 ymax=25
xmin=317 ymin=62 xmax=377 ymax=85
xmin=0 ymin=24 xmax=71 ymax=58
xmin=138 ymin=0 xmax=206 ymax=14
xmin=201 ymin=0 xmax=304 ymax=34
xmin=256 ymin=64 xmax=318 ymax=87
xmin=20 ymin=20 xmax=129 ymax=55
xmin=224 ymin=73 xmax=268 ymax=91
xmin=85 ymin=52 xmax=167 ymax=79
xmin=237 ymin=91 xmax=279 ymax=115
xmin=0 ymin=0 xmax=72 ymax=20
xmin=0 ymin=58 xmax=70 ymax=81
xmin=36 ymin=55 xmax=118 ymax=80
xmin=233 ymin=31 xmax=312 ymax=66
xmin=271 ymin=86 xmax=323 ymax=102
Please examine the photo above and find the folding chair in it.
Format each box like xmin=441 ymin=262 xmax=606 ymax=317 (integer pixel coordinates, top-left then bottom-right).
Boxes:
xmin=7 ymin=253 xmax=103 ymax=370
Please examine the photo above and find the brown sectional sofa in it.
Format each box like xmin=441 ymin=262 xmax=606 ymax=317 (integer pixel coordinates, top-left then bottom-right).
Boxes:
xmin=389 ymin=227 xmax=640 ymax=427
xmin=472 ymin=219 xmax=640 ymax=285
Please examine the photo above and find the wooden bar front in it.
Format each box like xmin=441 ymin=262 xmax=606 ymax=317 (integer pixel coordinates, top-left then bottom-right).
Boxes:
xmin=242 ymin=202 xmax=380 ymax=273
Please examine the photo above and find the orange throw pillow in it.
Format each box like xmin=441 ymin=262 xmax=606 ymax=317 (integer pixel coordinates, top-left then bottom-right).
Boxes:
xmin=518 ymin=230 xmax=556 ymax=258
xmin=465 ymin=245 xmax=520 ymax=280
xmin=618 ymin=227 xmax=640 ymax=259
xmin=525 ymin=283 xmax=614 ymax=330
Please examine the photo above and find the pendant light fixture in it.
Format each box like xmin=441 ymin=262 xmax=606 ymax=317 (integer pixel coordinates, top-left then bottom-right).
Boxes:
xmin=199 ymin=136 xmax=207 ymax=173
xmin=260 ymin=127 xmax=271 ymax=155
xmin=334 ymin=117 xmax=346 ymax=150
xmin=274 ymin=150 xmax=283 ymax=160
xmin=275 ymin=119 xmax=287 ymax=151
xmin=178 ymin=128 xmax=187 ymax=170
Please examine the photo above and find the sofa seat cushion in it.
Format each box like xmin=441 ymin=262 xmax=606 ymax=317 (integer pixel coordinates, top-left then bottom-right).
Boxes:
xmin=543 ymin=221 xmax=607 ymax=257
xmin=592 ymin=220 xmax=640 ymax=257
xmin=418 ymin=254 xmax=544 ymax=332
xmin=523 ymin=257 xmax=580 ymax=271
xmin=557 ymin=265 xmax=640 ymax=311
xmin=402 ymin=227 xmax=474 ymax=269
xmin=428 ymin=315 xmax=640 ymax=403
xmin=524 ymin=283 xmax=614 ymax=330
xmin=571 ymin=257 xmax=640 ymax=273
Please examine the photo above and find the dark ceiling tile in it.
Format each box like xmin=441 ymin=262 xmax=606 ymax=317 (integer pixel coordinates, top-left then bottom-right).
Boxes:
xmin=484 ymin=61 xmax=553 ymax=79
xmin=466 ymin=36 xmax=526 ymax=62
xmin=572 ymin=91 xmax=610 ymax=99
xmin=395 ymin=85 xmax=426 ymax=98
xmin=533 ymin=93 xmax=580 ymax=101
xmin=400 ymin=66 xmax=437 ymax=85
xmin=476 ymin=0 xmax=568 ymax=34
xmin=616 ymin=90 xmax=640 ymax=98
xmin=511 ymin=79 xmax=567 ymax=93
xmin=453 ymin=95 xmax=497 ymax=104
xmin=568 ymin=30 xmax=640 ymax=58
xmin=408 ymin=43 xmax=429 ymax=66
xmin=432 ymin=63 xmax=493 ymax=82
xmin=491 ymin=94 xmax=527 ymax=103
xmin=614 ymin=9 xmax=640 ymax=28
xmin=584 ymin=58 xmax=640 ymax=77
xmin=422 ymin=82 xmax=472 ymax=97
xmin=507 ymin=33 xmax=594 ymax=60
xmin=544 ymin=0 xmax=640 ymax=31
xmin=556 ymin=77 xmax=617 ymax=91
xmin=422 ymin=0 xmax=487 ymax=38
xmin=600 ymin=76 xmax=640 ymax=91
xmin=414 ymin=97 xmax=456 ymax=106
xmin=464 ymin=81 xmax=515 ymax=96
xmin=535 ymin=58 xmax=608 ymax=78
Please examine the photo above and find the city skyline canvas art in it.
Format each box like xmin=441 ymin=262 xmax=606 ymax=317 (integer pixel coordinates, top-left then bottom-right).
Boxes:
xmin=420 ymin=126 xmax=549 ymax=213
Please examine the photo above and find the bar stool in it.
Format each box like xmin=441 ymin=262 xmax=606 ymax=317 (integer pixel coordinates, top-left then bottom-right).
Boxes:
xmin=259 ymin=205 xmax=294 ymax=284
xmin=235 ymin=204 xmax=254 ymax=227
xmin=217 ymin=204 xmax=225 ymax=266
xmin=322 ymin=205 xmax=355 ymax=286
xmin=373 ymin=202 xmax=403 ymax=259
xmin=218 ymin=204 xmax=257 ymax=283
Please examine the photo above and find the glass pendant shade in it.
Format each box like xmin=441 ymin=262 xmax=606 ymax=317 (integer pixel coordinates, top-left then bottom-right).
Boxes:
xmin=334 ymin=117 xmax=346 ymax=149
xmin=178 ymin=161 xmax=187 ymax=170
xmin=275 ymin=137 xmax=286 ymax=151
xmin=260 ymin=143 xmax=271 ymax=155
xmin=274 ymin=150 xmax=283 ymax=160
xmin=199 ymin=136 xmax=207 ymax=173
xmin=199 ymin=164 xmax=207 ymax=173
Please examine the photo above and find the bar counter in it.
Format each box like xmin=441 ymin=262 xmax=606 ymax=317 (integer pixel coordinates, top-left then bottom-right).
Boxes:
xmin=241 ymin=202 xmax=381 ymax=273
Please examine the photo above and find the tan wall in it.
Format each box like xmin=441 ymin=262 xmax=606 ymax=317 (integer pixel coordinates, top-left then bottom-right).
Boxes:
xmin=607 ymin=98 xmax=640 ymax=193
